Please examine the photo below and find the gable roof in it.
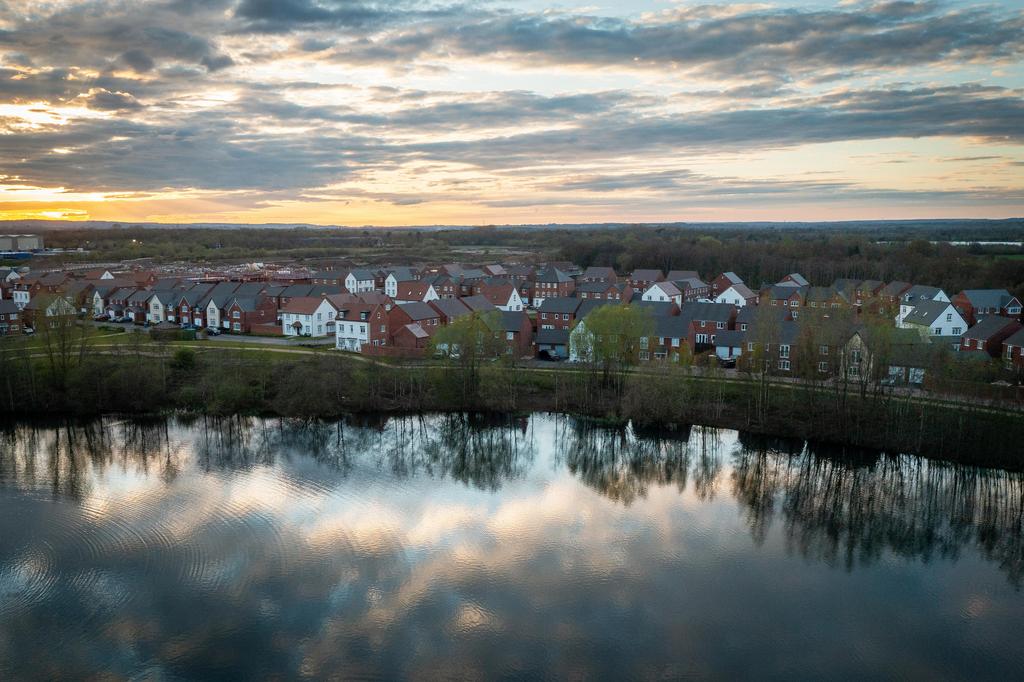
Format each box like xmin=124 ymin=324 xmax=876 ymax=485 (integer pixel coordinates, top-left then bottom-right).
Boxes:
xmin=538 ymin=297 xmax=581 ymax=315
xmin=535 ymin=266 xmax=573 ymax=283
xmin=781 ymin=273 xmax=809 ymax=286
xmin=715 ymin=329 xmax=746 ymax=347
xmin=720 ymin=283 xmax=756 ymax=300
xmin=632 ymin=300 xmax=678 ymax=317
xmin=396 ymin=301 xmax=439 ymax=321
xmin=429 ymin=298 xmax=471 ymax=321
xmin=281 ymin=296 xmax=334 ymax=315
xmin=961 ymin=315 xmax=1021 ymax=341
xmin=959 ymin=289 xmax=1017 ymax=309
xmin=718 ymin=271 xmax=743 ymax=285
xmin=582 ymin=266 xmax=617 ymax=279
xmin=630 ymin=269 xmax=663 ymax=281
xmin=653 ymin=315 xmax=690 ymax=339
xmin=665 ymin=270 xmax=699 ymax=281
xmin=648 ymin=281 xmax=681 ymax=297
xmin=1004 ymin=327 xmax=1024 ymax=348
xmin=680 ymin=302 xmax=734 ymax=323
xmin=903 ymin=285 xmax=944 ymax=302
xmin=903 ymin=299 xmax=955 ymax=326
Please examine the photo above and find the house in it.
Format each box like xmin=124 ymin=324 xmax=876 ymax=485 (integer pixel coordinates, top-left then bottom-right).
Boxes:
xmin=679 ymin=302 xmax=736 ymax=348
xmin=576 ymin=281 xmax=633 ymax=302
xmin=487 ymin=310 xmax=534 ymax=356
xmin=628 ymin=269 xmax=664 ymax=291
xmin=222 ymin=296 xmax=277 ymax=333
xmin=711 ymin=272 xmax=744 ymax=297
xmin=473 ymin=279 xmax=524 ymax=311
xmin=532 ymin=266 xmax=575 ymax=307
xmin=643 ymin=315 xmax=690 ymax=362
xmin=642 ymin=281 xmax=682 ymax=305
xmin=333 ymin=302 xmax=388 ymax=351
xmin=764 ymin=284 xmax=805 ymax=310
xmin=804 ymin=286 xmax=849 ymax=312
xmin=281 ymin=297 xmax=338 ymax=337
xmin=537 ymin=297 xmax=581 ymax=330
xmin=779 ymin=273 xmax=809 ymax=287
xmin=952 ymin=289 xmax=1022 ymax=325
xmin=392 ymin=322 xmax=431 ymax=352
xmin=900 ymin=299 xmax=968 ymax=338
xmin=311 ymin=270 xmax=346 ymax=286
xmin=395 ymin=280 xmax=439 ymax=305
xmin=714 ymin=283 xmax=757 ymax=308
xmin=61 ymin=280 xmax=96 ymax=314
xmin=843 ymin=327 xmax=936 ymax=385
xmin=22 ymin=295 xmax=77 ymax=329
xmin=384 ymin=267 xmax=419 ymax=298
xmin=632 ymin=299 xmax=679 ymax=317
xmin=429 ymin=298 xmax=472 ymax=325
xmin=958 ymin=316 xmax=1022 ymax=357
xmin=1002 ymin=327 xmax=1024 ymax=370
xmin=877 ymin=281 xmax=913 ymax=310
xmin=422 ymin=274 xmax=459 ymax=299
xmin=735 ymin=304 xmax=791 ymax=332
xmin=673 ymin=277 xmax=711 ymax=302
xmin=898 ymin=285 xmax=949 ymax=322
xmin=389 ymin=302 xmax=441 ymax=342
xmin=580 ymin=266 xmax=617 ymax=283
xmin=536 ymin=328 xmax=570 ymax=360
xmin=714 ymin=329 xmax=746 ymax=363
xmin=147 ymin=289 xmax=182 ymax=323
xmin=854 ymin=280 xmax=885 ymax=307
xmin=82 ymin=268 xmax=115 ymax=281
xmin=0 ymin=299 xmax=21 ymax=336
xmin=125 ymin=290 xmax=154 ymax=323
xmin=344 ymin=269 xmax=377 ymax=293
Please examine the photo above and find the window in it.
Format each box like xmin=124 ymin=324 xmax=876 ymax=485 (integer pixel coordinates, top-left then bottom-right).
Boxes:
xmin=232 ymin=311 xmax=240 ymax=319
xmin=562 ymin=314 xmax=569 ymax=321
xmin=640 ymin=336 xmax=648 ymax=349
xmin=779 ymin=344 xmax=790 ymax=359
xmin=741 ymin=323 xmax=748 ymax=331
xmin=747 ymin=342 xmax=755 ymax=351
xmin=639 ymin=351 xmax=650 ymax=360
xmin=778 ymin=360 xmax=791 ymax=370
xmin=818 ymin=361 xmax=828 ymax=373
xmin=506 ymin=332 xmax=514 ymax=340
xmin=819 ymin=345 xmax=829 ymax=355
xmin=946 ymin=313 xmax=952 ymax=322
xmin=952 ymin=327 xmax=962 ymax=335
xmin=933 ymin=327 xmax=941 ymax=335
xmin=716 ymin=321 xmax=724 ymax=329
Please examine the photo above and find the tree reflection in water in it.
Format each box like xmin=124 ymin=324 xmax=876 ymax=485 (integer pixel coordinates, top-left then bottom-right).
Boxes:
xmin=731 ymin=434 xmax=1024 ymax=586
xmin=1 ymin=414 xmax=1021 ymax=584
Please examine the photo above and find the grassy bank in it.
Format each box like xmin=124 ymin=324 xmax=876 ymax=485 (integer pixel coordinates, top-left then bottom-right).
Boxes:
xmin=1 ymin=343 xmax=1022 ymax=469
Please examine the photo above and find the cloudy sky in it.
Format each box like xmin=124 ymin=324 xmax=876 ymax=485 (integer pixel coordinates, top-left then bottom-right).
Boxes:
xmin=1 ymin=0 xmax=1022 ymax=226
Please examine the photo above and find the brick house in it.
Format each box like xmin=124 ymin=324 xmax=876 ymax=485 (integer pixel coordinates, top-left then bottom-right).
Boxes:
xmin=0 ymin=299 xmax=21 ymax=336
xmin=628 ymin=269 xmax=664 ymax=291
xmin=580 ymin=266 xmax=617 ymax=283
xmin=537 ymin=297 xmax=582 ymax=330
xmin=1002 ymin=327 xmax=1024 ymax=370
xmin=958 ymin=316 xmax=1022 ymax=357
xmin=952 ymin=289 xmax=1023 ymax=325
xmin=577 ymin=281 xmax=633 ymax=302
xmin=711 ymin=272 xmax=744 ymax=297
xmin=389 ymin=302 xmax=441 ymax=342
xmin=532 ymin=266 xmax=575 ymax=307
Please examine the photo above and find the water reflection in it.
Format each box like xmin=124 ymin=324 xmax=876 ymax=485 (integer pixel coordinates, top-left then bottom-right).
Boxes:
xmin=0 ymin=414 xmax=1022 ymax=679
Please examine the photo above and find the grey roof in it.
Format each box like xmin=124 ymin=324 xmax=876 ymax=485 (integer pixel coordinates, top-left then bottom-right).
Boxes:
xmin=902 ymin=285 xmax=944 ymax=302
xmin=959 ymin=289 xmax=1017 ymax=309
xmin=629 ymin=269 xmax=663 ymax=281
xmin=654 ymin=316 xmax=690 ymax=339
xmin=576 ymin=299 xmax=615 ymax=319
xmin=665 ymin=270 xmax=699 ymax=281
xmin=718 ymin=271 xmax=743 ymax=285
xmin=538 ymin=297 xmax=582 ymax=315
xmin=387 ymin=267 xmax=418 ymax=282
xmin=227 ymin=296 xmax=260 ymax=312
xmin=781 ymin=273 xmax=809 ymax=286
xmin=348 ymin=268 xmax=375 ymax=281
xmin=805 ymin=286 xmax=836 ymax=303
xmin=961 ymin=315 xmax=1020 ymax=341
xmin=460 ymin=295 xmax=497 ymax=312
xmin=536 ymin=328 xmax=569 ymax=345
xmin=778 ymin=321 xmax=800 ymax=344
xmin=673 ymin=277 xmax=708 ymax=290
xmin=831 ymin=278 xmax=861 ymax=294
xmin=720 ymin=282 xmax=756 ymax=300
xmin=680 ymin=302 xmax=734 ymax=324
xmin=903 ymin=299 xmax=954 ymax=326
xmin=582 ymin=266 xmax=617 ymax=279
xmin=281 ymin=284 xmax=314 ymax=297
xmin=1004 ymin=327 xmax=1024 ymax=347
xmin=880 ymin=281 xmax=912 ymax=297
xmin=737 ymin=305 xmax=789 ymax=325
xmin=429 ymin=298 xmax=471 ymax=320
xmin=498 ymin=310 xmax=527 ymax=333
xmin=769 ymin=284 xmax=805 ymax=299
xmin=535 ymin=266 xmax=572 ymax=283
xmin=126 ymin=290 xmax=153 ymax=304
xmin=715 ymin=330 xmax=747 ymax=347
xmin=397 ymin=301 xmax=438 ymax=321
xmin=0 ymin=299 xmax=18 ymax=314
xmin=311 ymin=270 xmax=343 ymax=280
xmin=577 ymin=281 xmax=628 ymax=294
xmin=857 ymin=280 xmax=884 ymax=293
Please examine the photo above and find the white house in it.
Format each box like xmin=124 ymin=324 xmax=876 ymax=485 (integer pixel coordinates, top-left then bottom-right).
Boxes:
xmin=642 ymin=281 xmax=682 ymax=306
xmin=147 ymin=291 xmax=177 ymax=323
xmin=345 ymin=269 xmax=376 ymax=293
xmin=897 ymin=286 xmax=949 ymax=326
xmin=384 ymin=268 xmax=418 ymax=298
xmin=281 ymin=296 xmax=338 ymax=337
xmin=11 ymin=288 xmax=30 ymax=310
xmin=335 ymin=307 xmax=373 ymax=351
xmin=714 ymin=283 xmax=756 ymax=308
xmin=900 ymin=300 xmax=967 ymax=337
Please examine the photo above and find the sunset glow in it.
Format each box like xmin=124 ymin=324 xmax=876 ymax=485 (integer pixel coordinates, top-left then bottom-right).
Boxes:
xmin=1 ymin=0 xmax=1022 ymax=225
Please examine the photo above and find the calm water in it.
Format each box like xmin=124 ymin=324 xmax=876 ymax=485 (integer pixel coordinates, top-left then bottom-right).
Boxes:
xmin=1 ymin=414 xmax=1022 ymax=679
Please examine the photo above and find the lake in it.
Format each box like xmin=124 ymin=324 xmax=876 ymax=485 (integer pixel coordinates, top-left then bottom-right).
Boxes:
xmin=1 ymin=414 xmax=1022 ymax=679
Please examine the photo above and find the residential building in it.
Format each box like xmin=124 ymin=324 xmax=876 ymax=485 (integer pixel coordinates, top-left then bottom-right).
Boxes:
xmin=952 ymin=289 xmax=1022 ymax=325
xmin=900 ymin=300 xmax=968 ymax=338
xmin=714 ymin=283 xmax=757 ymax=308
xmin=281 ymin=297 xmax=338 ymax=337
xmin=959 ymin=316 xmax=1022 ymax=357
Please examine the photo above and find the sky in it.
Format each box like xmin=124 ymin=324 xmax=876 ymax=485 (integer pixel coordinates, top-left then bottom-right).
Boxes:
xmin=0 ymin=0 xmax=1022 ymax=226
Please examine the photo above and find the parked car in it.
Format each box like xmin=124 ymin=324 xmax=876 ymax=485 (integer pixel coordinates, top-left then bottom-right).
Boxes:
xmin=206 ymin=327 xmax=222 ymax=336
xmin=538 ymin=350 xmax=563 ymax=362
xmin=93 ymin=314 xmax=109 ymax=322
xmin=22 ymin=327 xmax=34 ymax=335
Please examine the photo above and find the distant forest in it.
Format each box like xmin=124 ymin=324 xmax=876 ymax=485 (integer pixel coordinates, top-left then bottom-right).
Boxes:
xmin=15 ymin=220 xmax=1024 ymax=300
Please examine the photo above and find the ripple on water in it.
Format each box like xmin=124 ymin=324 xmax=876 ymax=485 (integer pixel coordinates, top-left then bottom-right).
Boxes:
xmin=0 ymin=540 xmax=59 ymax=619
